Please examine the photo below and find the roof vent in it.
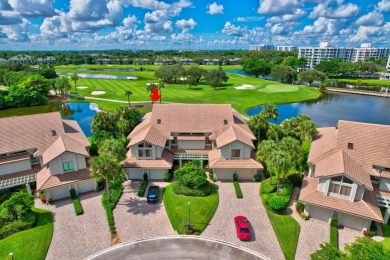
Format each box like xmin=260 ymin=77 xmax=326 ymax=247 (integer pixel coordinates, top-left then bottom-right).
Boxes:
xmin=223 ymin=119 xmax=228 ymax=125
xmin=50 ymin=130 xmax=56 ymax=136
xmin=157 ymin=119 xmax=161 ymax=124
xmin=347 ymin=142 xmax=353 ymax=150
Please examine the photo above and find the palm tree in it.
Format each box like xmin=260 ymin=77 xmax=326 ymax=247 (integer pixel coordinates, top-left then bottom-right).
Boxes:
xmin=279 ymin=137 xmax=300 ymax=178
xmin=55 ymin=76 xmax=71 ymax=96
xmin=124 ymin=90 xmax=132 ymax=107
xmin=70 ymin=74 xmax=79 ymax=93
xmin=256 ymin=140 xmax=277 ymax=184
xmin=268 ymin=149 xmax=291 ymax=194
xmin=249 ymin=104 xmax=278 ymax=142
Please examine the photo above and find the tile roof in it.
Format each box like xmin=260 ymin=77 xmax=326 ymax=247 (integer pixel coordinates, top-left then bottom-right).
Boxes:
xmin=121 ymin=149 xmax=174 ymax=169
xmin=0 ymin=152 xmax=30 ymax=165
xmin=208 ymin=150 xmax=263 ymax=169
xmin=216 ymin=125 xmax=255 ymax=148
xmin=300 ymin=176 xmax=383 ymax=222
xmin=42 ymin=135 xmax=89 ymax=165
xmin=36 ymin=166 xmax=92 ymax=191
xmin=128 ymin=125 xmax=167 ymax=148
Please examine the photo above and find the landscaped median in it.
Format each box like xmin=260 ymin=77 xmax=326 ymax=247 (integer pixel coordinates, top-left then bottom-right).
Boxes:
xmin=70 ymin=189 xmax=83 ymax=216
xmin=102 ymin=183 xmax=124 ymax=243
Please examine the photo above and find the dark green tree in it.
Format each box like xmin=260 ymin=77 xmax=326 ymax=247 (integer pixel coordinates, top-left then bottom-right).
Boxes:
xmin=205 ymin=69 xmax=229 ymax=89
xmin=243 ymin=57 xmax=270 ymax=77
xmin=298 ymin=70 xmax=327 ymax=87
xmin=270 ymin=65 xmax=297 ymax=84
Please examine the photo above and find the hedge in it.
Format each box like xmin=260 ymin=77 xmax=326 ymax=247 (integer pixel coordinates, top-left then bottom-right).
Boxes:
xmin=268 ymin=196 xmax=290 ymax=213
xmin=102 ymin=185 xmax=124 ymax=235
xmin=138 ymin=180 xmax=149 ymax=197
xmin=172 ymin=182 xmax=211 ymax=196
xmin=233 ymin=181 xmax=243 ymax=199
xmin=330 ymin=216 xmax=339 ymax=249
xmin=163 ymin=172 xmax=173 ymax=182
xmin=69 ymin=189 xmax=84 ymax=216
xmin=0 ymin=212 xmax=37 ymax=240
xmin=260 ymin=178 xmax=293 ymax=213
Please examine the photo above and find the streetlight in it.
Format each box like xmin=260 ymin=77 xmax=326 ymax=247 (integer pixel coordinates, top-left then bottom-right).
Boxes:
xmin=188 ymin=202 xmax=191 ymax=225
xmin=9 ymin=253 xmax=14 ymax=260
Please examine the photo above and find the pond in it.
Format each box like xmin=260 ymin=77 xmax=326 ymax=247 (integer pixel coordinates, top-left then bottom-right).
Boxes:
xmin=246 ymin=92 xmax=390 ymax=127
xmin=0 ymin=102 xmax=99 ymax=137
xmin=74 ymin=67 xmax=139 ymax=72
xmin=57 ymin=72 xmax=138 ymax=80
xmin=225 ymin=70 xmax=278 ymax=81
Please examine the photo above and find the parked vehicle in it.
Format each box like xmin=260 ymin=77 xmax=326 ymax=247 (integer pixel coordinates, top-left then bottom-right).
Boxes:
xmin=147 ymin=186 xmax=159 ymax=203
xmin=234 ymin=216 xmax=251 ymax=241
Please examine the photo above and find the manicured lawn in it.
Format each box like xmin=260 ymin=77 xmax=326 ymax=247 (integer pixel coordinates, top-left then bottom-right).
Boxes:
xmin=163 ymin=182 xmax=219 ymax=235
xmin=0 ymin=207 xmax=53 ymax=260
xmin=55 ymin=64 xmax=320 ymax=115
xmin=380 ymin=224 xmax=390 ymax=250
xmin=266 ymin=210 xmax=300 ymax=260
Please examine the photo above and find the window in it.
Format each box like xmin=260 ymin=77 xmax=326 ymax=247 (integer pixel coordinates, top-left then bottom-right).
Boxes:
xmin=137 ymin=142 xmax=153 ymax=159
xmin=31 ymin=156 xmax=40 ymax=164
xmin=63 ymin=161 xmax=74 ymax=172
xmin=328 ymin=176 xmax=353 ymax=197
xmin=231 ymin=149 xmax=240 ymax=158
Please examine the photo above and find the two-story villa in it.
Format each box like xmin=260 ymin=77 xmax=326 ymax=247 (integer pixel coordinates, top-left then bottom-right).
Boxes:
xmin=0 ymin=112 xmax=96 ymax=201
xmin=300 ymin=120 xmax=390 ymax=231
xmin=121 ymin=104 xmax=263 ymax=180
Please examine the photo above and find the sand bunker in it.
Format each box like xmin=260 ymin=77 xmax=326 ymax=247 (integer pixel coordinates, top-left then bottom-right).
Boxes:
xmin=77 ymin=86 xmax=88 ymax=89
xmin=235 ymin=84 xmax=255 ymax=90
xmin=91 ymin=91 xmax=106 ymax=95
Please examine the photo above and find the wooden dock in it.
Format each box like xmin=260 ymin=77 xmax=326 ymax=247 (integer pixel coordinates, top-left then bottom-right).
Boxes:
xmin=326 ymin=87 xmax=390 ymax=98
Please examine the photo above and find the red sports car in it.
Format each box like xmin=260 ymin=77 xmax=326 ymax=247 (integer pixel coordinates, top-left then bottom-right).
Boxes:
xmin=234 ymin=216 xmax=251 ymax=241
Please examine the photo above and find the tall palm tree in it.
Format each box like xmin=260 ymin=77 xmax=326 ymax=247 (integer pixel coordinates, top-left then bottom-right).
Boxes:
xmin=256 ymin=139 xmax=277 ymax=184
xmin=70 ymin=74 xmax=79 ymax=93
xmin=124 ymin=90 xmax=132 ymax=107
xmin=268 ymin=149 xmax=291 ymax=194
xmin=279 ymin=137 xmax=300 ymax=178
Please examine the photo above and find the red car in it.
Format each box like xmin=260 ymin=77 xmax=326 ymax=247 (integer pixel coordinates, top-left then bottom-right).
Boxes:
xmin=234 ymin=216 xmax=251 ymax=241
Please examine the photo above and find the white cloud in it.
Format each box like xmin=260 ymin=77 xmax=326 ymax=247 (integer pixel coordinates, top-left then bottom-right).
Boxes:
xmin=356 ymin=11 xmax=384 ymax=27
xmin=377 ymin=0 xmax=390 ymax=12
xmin=297 ymin=17 xmax=346 ymax=37
xmin=170 ymin=30 xmax=193 ymax=44
xmin=176 ymin=18 xmax=197 ymax=30
xmin=207 ymin=2 xmax=223 ymax=15
xmin=6 ymin=0 xmax=56 ymax=18
xmin=237 ymin=17 xmax=247 ymax=22
xmin=267 ymin=9 xmax=306 ymax=23
xmin=0 ymin=18 xmax=31 ymax=42
xmin=221 ymin=22 xmax=248 ymax=36
xmin=348 ymin=23 xmax=390 ymax=43
xmin=309 ymin=2 xmax=359 ymax=19
xmin=271 ymin=22 xmax=299 ymax=36
xmin=258 ymin=0 xmax=303 ymax=15
xmin=123 ymin=15 xmax=138 ymax=28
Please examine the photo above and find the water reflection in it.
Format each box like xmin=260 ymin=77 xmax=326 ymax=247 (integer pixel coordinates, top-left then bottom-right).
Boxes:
xmin=57 ymin=72 xmax=137 ymax=80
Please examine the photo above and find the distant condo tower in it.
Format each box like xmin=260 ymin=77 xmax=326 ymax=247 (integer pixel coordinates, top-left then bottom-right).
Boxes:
xmin=249 ymin=44 xmax=297 ymax=52
xmin=298 ymin=42 xmax=390 ymax=71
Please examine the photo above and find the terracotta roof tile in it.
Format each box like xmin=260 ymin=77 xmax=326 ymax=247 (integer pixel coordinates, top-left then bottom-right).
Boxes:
xmin=300 ymin=176 xmax=383 ymax=222
xmin=128 ymin=125 xmax=168 ymax=148
xmin=36 ymin=166 xmax=92 ymax=191
xmin=208 ymin=149 xmax=263 ymax=169
xmin=216 ymin=125 xmax=255 ymax=148
xmin=0 ymin=152 xmax=30 ymax=165
xmin=121 ymin=149 xmax=174 ymax=169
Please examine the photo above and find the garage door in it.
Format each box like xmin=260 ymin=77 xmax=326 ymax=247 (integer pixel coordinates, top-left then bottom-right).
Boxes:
xmin=309 ymin=205 xmax=333 ymax=222
xmin=77 ymin=179 xmax=95 ymax=194
xmin=239 ymin=169 xmax=253 ymax=181
xmin=128 ymin=169 xmax=143 ymax=179
xmin=215 ymin=169 xmax=232 ymax=181
xmin=50 ymin=185 xmax=70 ymax=201
xmin=150 ymin=169 xmax=165 ymax=180
xmin=339 ymin=213 xmax=366 ymax=230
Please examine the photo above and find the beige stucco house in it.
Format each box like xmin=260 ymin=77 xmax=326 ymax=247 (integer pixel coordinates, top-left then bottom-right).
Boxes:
xmin=301 ymin=120 xmax=390 ymax=231
xmin=121 ymin=104 xmax=263 ymax=181
xmin=0 ymin=112 xmax=96 ymax=201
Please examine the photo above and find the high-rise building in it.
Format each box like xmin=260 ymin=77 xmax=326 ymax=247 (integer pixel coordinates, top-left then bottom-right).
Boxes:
xmin=385 ymin=55 xmax=390 ymax=80
xmin=249 ymin=44 xmax=297 ymax=51
xmin=298 ymin=43 xmax=390 ymax=70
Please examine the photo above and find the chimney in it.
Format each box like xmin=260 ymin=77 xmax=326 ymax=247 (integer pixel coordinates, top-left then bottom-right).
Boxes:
xmin=347 ymin=142 xmax=353 ymax=150
xmin=223 ymin=119 xmax=228 ymax=125
xmin=157 ymin=119 xmax=161 ymax=124
xmin=50 ymin=130 xmax=56 ymax=136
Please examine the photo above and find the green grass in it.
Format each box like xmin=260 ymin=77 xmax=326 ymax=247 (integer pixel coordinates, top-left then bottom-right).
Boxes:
xmin=233 ymin=181 xmax=243 ymax=199
xmin=54 ymin=64 xmax=320 ymax=115
xmin=71 ymin=197 xmax=84 ymax=216
xmin=330 ymin=226 xmax=339 ymax=249
xmin=380 ymin=224 xmax=390 ymax=250
xmin=163 ymin=182 xmax=219 ymax=235
xmin=102 ymin=185 xmax=124 ymax=236
xmin=266 ymin=210 xmax=300 ymax=260
xmin=137 ymin=180 xmax=148 ymax=197
xmin=336 ymin=78 xmax=390 ymax=87
xmin=0 ymin=207 xmax=53 ymax=260
xmin=0 ymin=212 xmax=36 ymax=240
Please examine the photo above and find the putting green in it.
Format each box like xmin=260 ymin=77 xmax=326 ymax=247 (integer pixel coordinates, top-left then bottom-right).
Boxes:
xmin=257 ymin=84 xmax=299 ymax=93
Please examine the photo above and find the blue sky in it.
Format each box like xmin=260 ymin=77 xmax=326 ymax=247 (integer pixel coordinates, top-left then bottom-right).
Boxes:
xmin=0 ymin=0 xmax=389 ymax=50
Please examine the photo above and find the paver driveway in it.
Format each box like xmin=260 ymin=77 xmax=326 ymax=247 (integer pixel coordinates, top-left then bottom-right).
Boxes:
xmin=202 ymin=182 xmax=285 ymax=260
xmin=113 ymin=180 xmax=175 ymax=242
xmin=35 ymin=191 xmax=110 ymax=260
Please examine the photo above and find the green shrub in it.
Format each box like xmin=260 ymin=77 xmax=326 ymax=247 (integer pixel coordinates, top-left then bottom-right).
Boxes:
xmin=287 ymin=172 xmax=303 ymax=187
xmin=143 ymin=173 xmax=148 ymax=181
xmin=211 ymin=176 xmax=217 ymax=182
xmin=0 ymin=212 xmax=37 ymax=240
xmin=253 ymin=174 xmax=261 ymax=182
xmin=261 ymin=193 xmax=274 ymax=207
xmin=233 ymin=181 xmax=243 ymax=199
xmin=296 ymin=201 xmax=305 ymax=214
xmin=102 ymin=185 xmax=124 ymax=235
xmin=330 ymin=216 xmax=338 ymax=227
xmin=300 ymin=212 xmax=308 ymax=220
xmin=69 ymin=188 xmax=77 ymax=199
xmin=138 ymin=180 xmax=149 ymax=197
xmin=0 ymin=190 xmax=12 ymax=204
xmin=330 ymin=225 xmax=339 ymax=249
xmin=175 ymin=163 xmax=208 ymax=189
xmin=233 ymin=173 xmax=238 ymax=181
xmin=172 ymin=182 xmax=211 ymax=196
xmin=163 ymin=172 xmax=173 ymax=182
xmin=277 ymin=180 xmax=293 ymax=196
xmin=96 ymin=182 xmax=104 ymax=192
xmin=191 ymin=160 xmax=201 ymax=167
xmin=261 ymin=179 xmax=276 ymax=194
xmin=268 ymin=196 xmax=290 ymax=213
xmin=71 ymin=197 xmax=83 ymax=216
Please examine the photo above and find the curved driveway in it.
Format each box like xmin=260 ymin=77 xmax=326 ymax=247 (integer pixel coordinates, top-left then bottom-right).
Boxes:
xmin=85 ymin=236 xmax=269 ymax=260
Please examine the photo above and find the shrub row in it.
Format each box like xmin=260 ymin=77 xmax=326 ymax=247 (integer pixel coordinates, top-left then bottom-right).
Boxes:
xmin=138 ymin=180 xmax=149 ymax=197
xmin=330 ymin=216 xmax=339 ymax=249
xmin=102 ymin=185 xmax=124 ymax=235
xmin=69 ymin=189 xmax=84 ymax=216
xmin=172 ymin=182 xmax=211 ymax=196
xmin=0 ymin=212 xmax=37 ymax=240
xmin=163 ymin=172 xmax=173 ymax=182
xmin=254 ymin=174 xmax=261 ymax=182
xmin=287 ymin=172 xmax=303 ymax=187
xmin=233 ymin=181 xmax=243 ymax=199
xmin=260 ymin=178 xmax=293 ymax=213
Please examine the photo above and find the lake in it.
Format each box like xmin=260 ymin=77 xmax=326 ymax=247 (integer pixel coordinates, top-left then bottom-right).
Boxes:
xmin=225 ymin=70 xmax=278 ymax=81
xmin=246 ymin=92 xmax=390 ymax=127
xmin=57 ymin=72 xmax=137 ymax=80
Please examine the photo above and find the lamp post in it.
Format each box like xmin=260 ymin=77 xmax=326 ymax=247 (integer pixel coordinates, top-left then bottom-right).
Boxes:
xmin=188 ymin=202 xmax=191 ymax=225
xmin=9 ymin=253 xmax=14 ymax=260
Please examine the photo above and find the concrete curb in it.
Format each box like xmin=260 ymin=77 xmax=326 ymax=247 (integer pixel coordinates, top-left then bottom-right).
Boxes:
xmin=84 ymin=235 xmax=271 ymax=260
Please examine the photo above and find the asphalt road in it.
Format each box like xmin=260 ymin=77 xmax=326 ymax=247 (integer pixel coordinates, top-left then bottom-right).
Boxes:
xmin=86 ymin=236 xmax=269 ymax=260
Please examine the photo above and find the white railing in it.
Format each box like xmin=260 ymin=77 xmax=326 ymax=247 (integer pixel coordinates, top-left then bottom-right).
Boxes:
xmin=0 ymin=174 xmax=36 ymax=189
xmin=375 ymin=194 xmax=390 ymax=208
xmin=174 ymin=153 xmax=208 ymax=160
